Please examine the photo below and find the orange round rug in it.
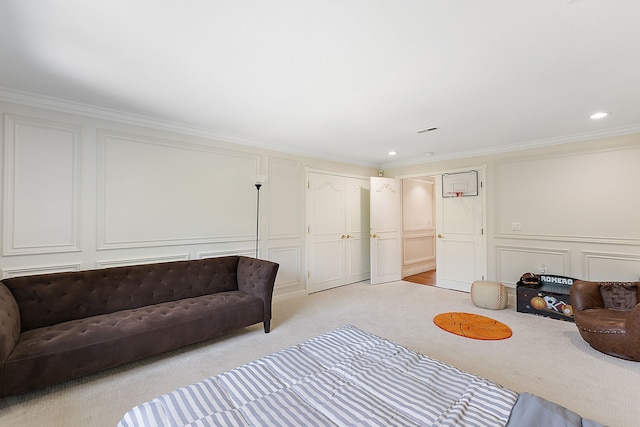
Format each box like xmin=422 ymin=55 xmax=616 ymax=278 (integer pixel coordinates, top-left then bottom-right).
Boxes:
xmin=433 ymin=312 xmax=512 ymax=340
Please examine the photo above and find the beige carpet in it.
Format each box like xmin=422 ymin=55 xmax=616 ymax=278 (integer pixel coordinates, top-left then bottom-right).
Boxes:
xmin=0 ymin=280 xmax=638 ymax=427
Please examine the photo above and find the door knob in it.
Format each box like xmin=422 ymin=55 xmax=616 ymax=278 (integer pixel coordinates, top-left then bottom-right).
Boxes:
xmin=437 ymin=234 xmax=443 ymax=238
xmin=371 ymin=233 xmax=378 ymax=238
xmin=341 ymin=234 xmax=346 ymax=239
xmin=346 ymin=234 xmax=352 ymax=239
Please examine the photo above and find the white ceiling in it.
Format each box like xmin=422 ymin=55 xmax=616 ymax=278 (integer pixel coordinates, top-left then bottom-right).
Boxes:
xmin=1 ymin=1 xmax=639 ymax=167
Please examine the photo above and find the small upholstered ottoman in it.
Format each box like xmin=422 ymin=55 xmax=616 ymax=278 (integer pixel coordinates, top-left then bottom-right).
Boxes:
xmin=471 ymin=280 xmax=508 ymax=310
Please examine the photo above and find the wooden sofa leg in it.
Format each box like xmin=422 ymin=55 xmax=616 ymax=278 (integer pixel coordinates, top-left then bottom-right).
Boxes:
xmin=264 ymin=320 xmax=271 ymax=333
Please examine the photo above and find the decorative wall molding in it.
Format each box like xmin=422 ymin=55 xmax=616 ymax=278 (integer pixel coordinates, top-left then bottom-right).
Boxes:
xmin=96 ymin=254 xmax=190 ymax=269
xmin=383 ymin=123 xmax=640 ymax=168
xmin=495 ymin=232 xmax=640 ymax=246
xmin=3 ymin=114 xmax=81 ymax=255
xmin=306 ymin=168 xmax=372 ymax=181
xmin=96 ymin=129 xmax=260 ymax=249
xmin=496 ymin=245 xmax=571 ymax=285
xmin=11 ymin=87 xmax=639 ymax=173
xmin=0 ymin=100 xmax=329 ymax=299
xmin=266 ymin=157 xmax=303 ymax=240
xmin=268 ymin=245 xmax=301 ymax=290
xmin=403 ymin=256 xmax=435 ymax=266
xmin=403 ymin=262 xmax=436 ymax=277
xmin=403 ymin=234 xmax=435 ymax=265
xmin=495 ymin=145 xmax=640 ymax=245
xmin=581 ymin=251 xmax=640 ymax=281
xmin=403 ymin=225 xmax=434 ymax=233
xmin=2 ymin=263 xmax=81 ymax=279
xmin=0 ymin=88 xmax=379 ymax=168
xmin=198 ymin=248 xmax=255 ymax=259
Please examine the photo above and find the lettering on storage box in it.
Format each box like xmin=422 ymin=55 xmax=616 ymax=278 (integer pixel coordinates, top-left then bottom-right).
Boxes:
xmin=516 ymin=274 xmax=577 ymax=322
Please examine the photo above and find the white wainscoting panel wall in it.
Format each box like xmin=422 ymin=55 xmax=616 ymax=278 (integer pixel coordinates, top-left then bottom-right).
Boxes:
xmin=96 ymin=130 xmax=259 ymax=249
xmin=198 ymin=249 xmax=255 ymax=259
xmin=3 ymin=115 xmax=81 ymax=255
xmin=1 ymin=263 xmax=81 ymax=279
xmin=266 ymin=157 xmax=303 ymax=240
xmin=1 ymin=100 xmax=378 ymax=295
xmin=490 ymin=142 xmax=640 ymax=286
xmin=581 ymin=251 xmax=640 ymax=282
xmin=496 ymin=245 xmax=571 ymax=285
xmin=268 ymin=245 xmax=301 ymax=293
xmin=495 ymin=146 xmax=640 ymax=244
xmin=403 ymin=235 xmax=435 ymax=262
xmin=96 ymin=254 xmax=190 ymax=269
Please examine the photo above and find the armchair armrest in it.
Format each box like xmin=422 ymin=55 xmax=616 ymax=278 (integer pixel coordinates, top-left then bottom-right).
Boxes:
xmin=570 ymin=280 xmax=604 ymax=312
xmin=625 ymin=303 xmax=640 ymax=336
xmin=236 ymin=257 xmax=279 ymax=332
xmin=0 ymin=282 xmax=21 ymax=364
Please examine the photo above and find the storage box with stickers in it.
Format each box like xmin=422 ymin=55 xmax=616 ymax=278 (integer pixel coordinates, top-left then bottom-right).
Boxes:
xmin=516 ymin=273 xmax=577 ymax=322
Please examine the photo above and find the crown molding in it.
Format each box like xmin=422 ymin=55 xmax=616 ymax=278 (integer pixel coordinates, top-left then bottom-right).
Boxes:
xmin=381 ymin=124 xmax=640 ymax=168
xmin=5 ymin=86 xmax=636 ymax=171
xmin=0 ymin=87 xmax=378 ymax=168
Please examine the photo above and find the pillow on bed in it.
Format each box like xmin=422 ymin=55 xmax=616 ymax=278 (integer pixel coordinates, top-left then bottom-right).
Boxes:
xmin=599 ymin=282 xmax=637 ymax=310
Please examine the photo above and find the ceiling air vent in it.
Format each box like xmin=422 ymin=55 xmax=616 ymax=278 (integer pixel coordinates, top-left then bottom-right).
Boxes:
xmin=416 ymin=127 xmax=438 ymax=134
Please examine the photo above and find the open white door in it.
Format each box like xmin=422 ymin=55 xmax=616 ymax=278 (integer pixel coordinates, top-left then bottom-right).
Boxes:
xmin=370 ymin=177 xmax=402 ymax=284
xmin=435 ymin=169 xmax=486 ymax=292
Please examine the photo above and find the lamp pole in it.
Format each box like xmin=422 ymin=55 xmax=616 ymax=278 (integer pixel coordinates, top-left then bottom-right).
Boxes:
xmin=255 ymin=182 xmax=262 ymax=258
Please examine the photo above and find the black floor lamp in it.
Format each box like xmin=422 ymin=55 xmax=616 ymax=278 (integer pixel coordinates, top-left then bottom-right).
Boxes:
xmin=253 ymin=175 xmax=266 ymax=258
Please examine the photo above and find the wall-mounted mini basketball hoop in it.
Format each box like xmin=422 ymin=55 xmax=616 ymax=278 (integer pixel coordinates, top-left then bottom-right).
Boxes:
xmin=442 ymin=170 xmax=478 ymax=198
xmin=446 ymin=191 xmax=464 ymax=198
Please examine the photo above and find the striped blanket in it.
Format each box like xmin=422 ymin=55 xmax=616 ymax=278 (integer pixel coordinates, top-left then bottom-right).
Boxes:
xmin=118 ymin=325 xmax=520 ymax=426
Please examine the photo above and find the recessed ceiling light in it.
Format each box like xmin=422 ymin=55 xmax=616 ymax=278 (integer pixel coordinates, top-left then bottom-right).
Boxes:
xmin=590 ymin=112 xmax=609 ymax=119
xmin=388 ymin=151 xmax=397 ymax=156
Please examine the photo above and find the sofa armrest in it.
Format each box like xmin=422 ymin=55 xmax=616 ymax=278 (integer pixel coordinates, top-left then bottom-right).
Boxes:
xmin=625 ymin=303 xmax=640 ymax=335
xmin=570 ymin=280 xmax=604 ymax=312
xmin=0 ymin=282 xmax=21 ymax=364
xmin=237 ymin=257 xmax=279 ymax=331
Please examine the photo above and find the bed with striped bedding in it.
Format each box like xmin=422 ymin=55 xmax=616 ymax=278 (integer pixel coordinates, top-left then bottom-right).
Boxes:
xmin=117 ymin=325 xmax=600 ymax=427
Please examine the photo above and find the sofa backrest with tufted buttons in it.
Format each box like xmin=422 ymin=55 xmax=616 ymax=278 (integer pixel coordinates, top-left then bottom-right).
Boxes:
xmin=2 ymin=256 xmax=243 ymax=332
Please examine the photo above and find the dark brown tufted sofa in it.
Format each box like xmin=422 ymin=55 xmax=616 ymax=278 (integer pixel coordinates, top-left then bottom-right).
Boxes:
xmin=0 ymin=256 xmax=279 ymax=397
xmin=570 ymin=280 xmax=640 ymax=361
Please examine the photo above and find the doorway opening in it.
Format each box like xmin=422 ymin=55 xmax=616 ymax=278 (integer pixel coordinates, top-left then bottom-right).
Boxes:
xmin=400 ymin=176 xmax=437 ymax=285
xmin=403 ymin=270 xmax=437 ymax=286
xmin=398 ymin=166 xmax=487 ymax=293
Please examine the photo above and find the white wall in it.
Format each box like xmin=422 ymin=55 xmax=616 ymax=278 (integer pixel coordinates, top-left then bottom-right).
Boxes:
xmin=0 ymin=100 xmax=376 ymax=298
xmin=386 ymin=133 xmax=640 ymax=293
xmin=4 ymin=97 xmax=639 ymax=299
xmin=492 ymin=144 xmax=640 ymax=285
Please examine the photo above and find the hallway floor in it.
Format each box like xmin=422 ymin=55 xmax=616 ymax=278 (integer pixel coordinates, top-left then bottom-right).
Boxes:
xmin=403 ymin=270 xmax=436 ymax=286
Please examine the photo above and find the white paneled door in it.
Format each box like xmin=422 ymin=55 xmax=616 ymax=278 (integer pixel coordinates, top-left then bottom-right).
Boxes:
xmin=369 ymin=177 xmax=402 ymax=285
xmin=435 ymin=169 xmax=486 ymax=292
xmin=307 ymin=173 xmax=370 ymax=293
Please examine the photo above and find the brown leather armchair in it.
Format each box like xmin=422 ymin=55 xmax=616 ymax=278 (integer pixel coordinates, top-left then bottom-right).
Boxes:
xmin=570 ymin=280 xmax=640 ymax=361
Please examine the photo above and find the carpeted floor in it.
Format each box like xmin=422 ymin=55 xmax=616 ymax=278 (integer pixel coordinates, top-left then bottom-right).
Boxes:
xmin=0 ymin=280 xmax=638 ymax=427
